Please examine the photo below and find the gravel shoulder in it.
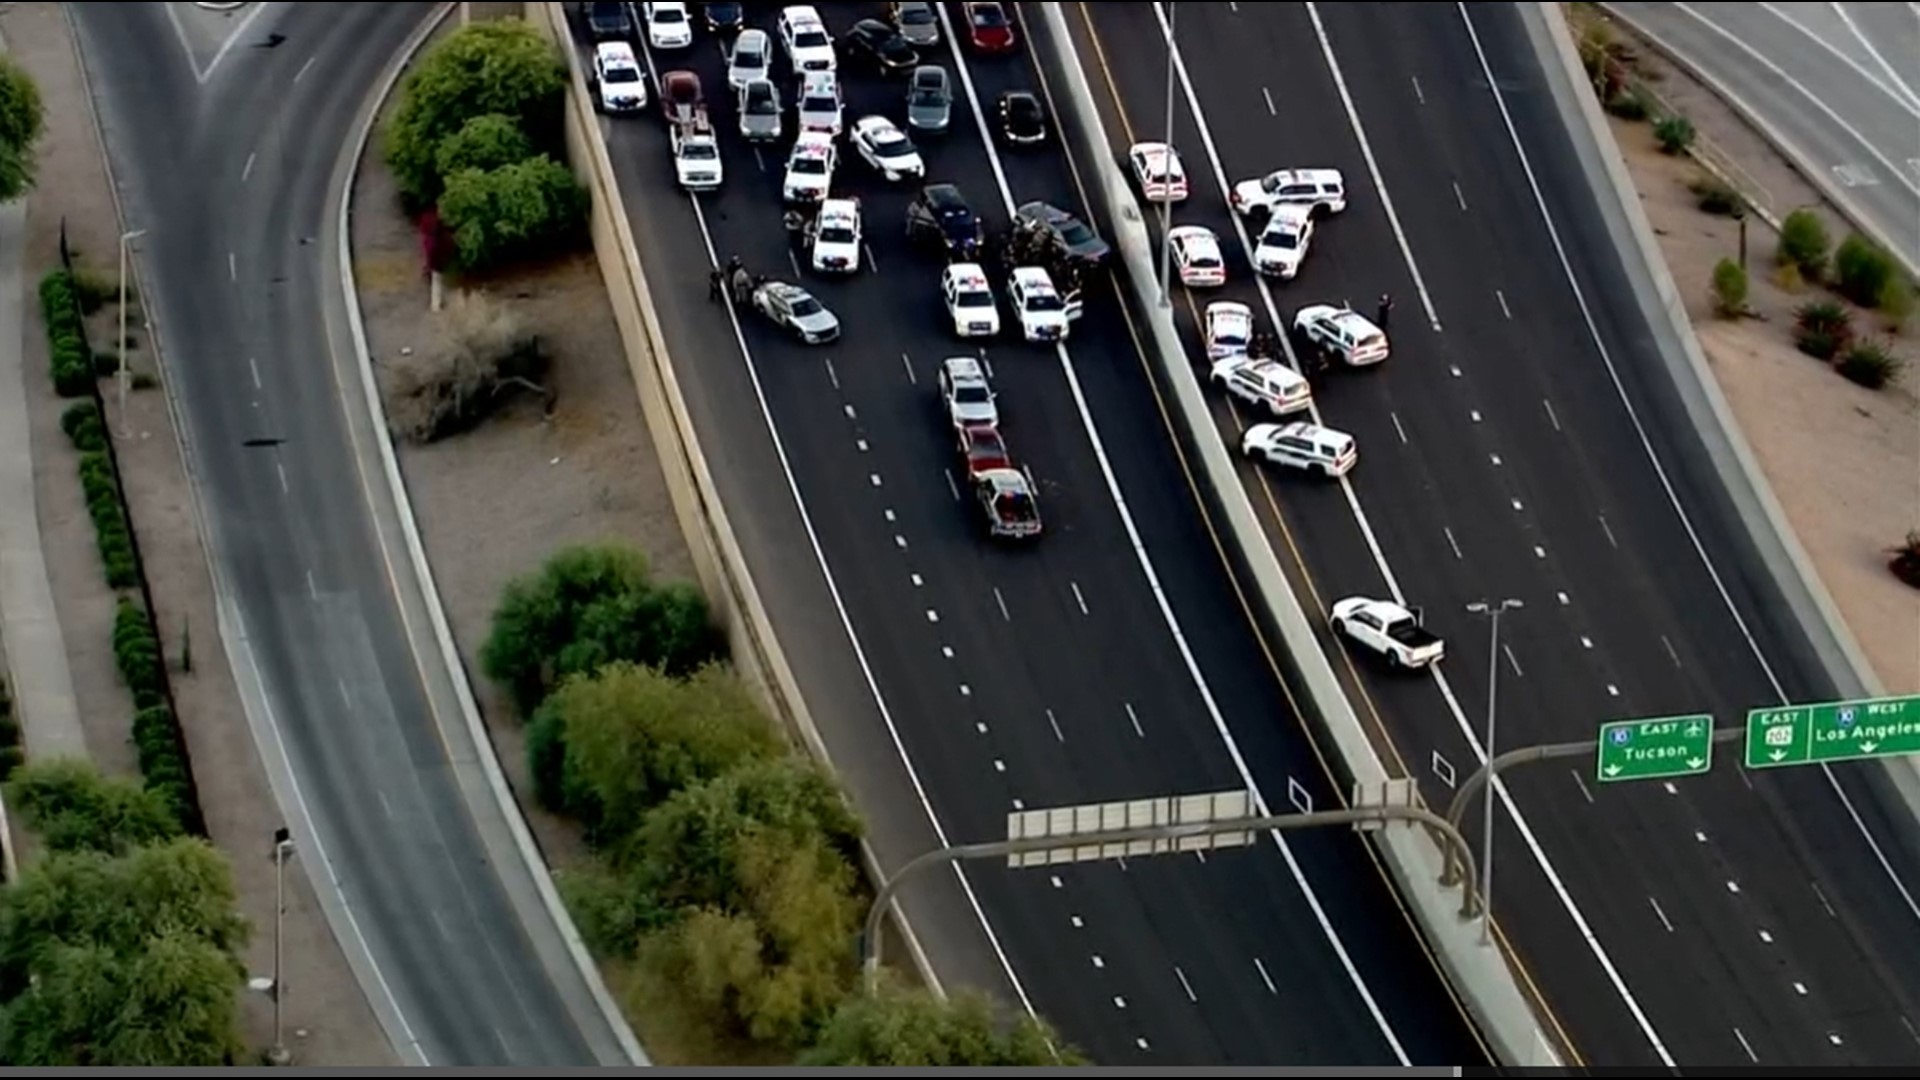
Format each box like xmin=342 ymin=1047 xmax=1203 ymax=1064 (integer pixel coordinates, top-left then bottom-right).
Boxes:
xmin=1590 ymin=14 xmax=1920 ymax=693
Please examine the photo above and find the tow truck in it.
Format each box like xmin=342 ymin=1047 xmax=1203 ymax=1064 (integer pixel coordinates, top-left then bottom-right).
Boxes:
xmin=662 ymin=71 xmax=722 ymax=191
xmin=1330 ymin=596 xmax=1445 ymax=669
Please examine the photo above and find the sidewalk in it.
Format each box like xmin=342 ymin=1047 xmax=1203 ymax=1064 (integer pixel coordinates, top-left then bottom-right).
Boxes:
xmin=0 ymin=177 xmax=85 ymax=762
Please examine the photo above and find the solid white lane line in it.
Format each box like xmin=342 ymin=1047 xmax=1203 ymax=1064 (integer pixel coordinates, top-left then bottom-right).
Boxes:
xmin=957 ymin=5 xmax=1407 ymax=1057
xmin=1462 ymin=0 xmax=1920 ymax=934
xmin=1792 ymin=2 xmax=1920 ymax=112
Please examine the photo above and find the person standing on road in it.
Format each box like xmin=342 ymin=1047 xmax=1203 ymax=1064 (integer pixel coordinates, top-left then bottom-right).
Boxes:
xmin=709 ymin=267 xmax=724 ymax=302
xmin=1376 ymin=292 xmax=1393 ymax=330
xmin=783 ymin=208 xmax=806 ymax=250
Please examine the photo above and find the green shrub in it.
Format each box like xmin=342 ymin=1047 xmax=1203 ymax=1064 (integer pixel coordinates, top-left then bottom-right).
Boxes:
xmin=1653 ymin=114 xmax=1695 ymax=153
xmin=69 ymin=267 xmax=122 ymax=313
xmin=113 ymin=597 xmax=164 ymax=697
xmin=1687 ymin=173 xmax=1740 ymax=216
xmin=435 ymin=112 xmax=536 ymax=178
xmin=1710 ymin=258 xmax=1747 ymax=318
xmin=1877 ymin=275 xmax=1914 ymax=332
xmin=1794 ymin=299 xmax=1852 ymax=360
xmin=61 ymin=400 xmax=104 ymax=451
xmin=438 ymin=154 xmax=587 ymax=275
xmin=39 ymin=270 xmax=94 ymax=397
xmin=1775 ymin=208 xmax=1829 ymax=280
xmin=77 ymin=451 xmax=137 ymax=590
xmin=1837 ymin=339 xmax=1904 ymax=389
xmin=1604 ymin=91 xmax=1647 ymax=120
xmin=1834 ymin=233 xmax=1899 ymax=307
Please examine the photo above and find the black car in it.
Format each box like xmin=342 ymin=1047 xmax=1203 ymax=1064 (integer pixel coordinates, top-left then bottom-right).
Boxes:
xmin=907 ymin=183 xmax=983 ymax=258
xmin=843 ymin=18 xmax=918 ymax=74
xmin=1015 ymin=200 xmax=1110 ymax=265
xmin=585 ymin=1 xmax=633 ymax=41
xmin=998 ymin=90 xmax=1046 ymax=145
xmin=701 ymin=2 xmax=742 ymax=32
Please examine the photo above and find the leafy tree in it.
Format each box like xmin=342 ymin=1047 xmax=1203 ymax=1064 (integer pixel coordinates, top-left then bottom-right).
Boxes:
xmin=801 ymin=981 xmax=1085 ymax=1066
xmin=1775 ymin=208 xmax=1829 ymax=280
xmin=1 ymin=930 xmax=246 ymax=1065
xmin=435 ymin=113 xmax=535 ymax=178
xmin=642 ymin=831 xmax=861 ymax=1045
xmin=543 ymin=662 xmax=780 ymax=841
xmin=555 ymin=861 xmax=665 ymax=960
xmin=482 ymin=545 xmax=716 ymax=715
xmin=5 ymin=759 xmax=181 ymax=855
xmin=628 ymin=756 xmax=861 ymax=907
xmin=0 ymin=56 xmax=44 ymax=202
xmin=0 ymin=838 xmax=248 ymax=1065
xmin=383 ymin=20 xmax=566 ymax=205
xmin=438 ymin=154 xmax=586 ymax=274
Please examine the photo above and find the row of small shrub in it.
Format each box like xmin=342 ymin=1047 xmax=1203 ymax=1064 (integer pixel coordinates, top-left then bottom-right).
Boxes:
xmin=62 ymin=401 xmax=137 ymax=589
xmin=1792 ymin=299 xmax=1905 ymax=388
xmin=1775 ymin=209 xmax=1914 ymax=323
xmin=38 ymin=271 xmax=93 ymax=397
xmin=111 ymin=596 xmax=201 ymax=834
xmin=482 ymin=545 xmax=1074 ymax=1065
xmin=0 ymin=677 xmax=20 ymax=785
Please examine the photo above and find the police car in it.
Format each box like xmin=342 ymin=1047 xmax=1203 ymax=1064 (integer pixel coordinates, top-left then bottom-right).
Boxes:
xmin=783 ymin=132 xmax=836 ymax=204
xmin=1252 ymin=204 xmax=1314 ymax=279
xmin=1294 ymin=303 xmax=1389 ymax=366
xmin=1242 ymin=421 xmax=1357 ymax=478
xmin=593 ymin=43 xmax=648 ymax=113
xmin=1209 ymin=354 xmax=1312 ymax=416
xmin=941 ymin=263 xmax=999 ymax=337
xmin=810 ymin=198 xmax=863 ymax=274
xmin=1204 ymin=301 xmax=1254 ymax=360
xmin=1007 ymin=266 xmax=1076 ymax=342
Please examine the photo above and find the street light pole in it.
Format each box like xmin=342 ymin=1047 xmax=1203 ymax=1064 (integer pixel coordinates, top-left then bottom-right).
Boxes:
xmin=114 ymin=228 xmax=148 ymax=440
xmin=1465 ymin=598 xmax=1522 ymax=946
xmin=251 ymin=828 xmax=293 ymax=1066
xmin=1155 ymin=1 xmax=1177 ymax=308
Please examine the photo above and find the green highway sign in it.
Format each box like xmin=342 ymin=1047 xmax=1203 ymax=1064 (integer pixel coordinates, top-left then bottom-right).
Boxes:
xmin=1745 ymin=694 xmax=1920 ymax=769
xmin=1596 ymin=714 xmax=1714 ymax=783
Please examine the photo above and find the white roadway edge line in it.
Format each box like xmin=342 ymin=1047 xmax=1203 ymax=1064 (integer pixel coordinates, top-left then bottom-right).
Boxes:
xmin=196 ymin=0 xmax=274 ymax=86
xmin=1464 ymin=0 xmax=1920 ymax=1018
xmin=1670 ymin=1 xmax=1920 ymax=200
xmin=980 ymin=2 xmax=1410 ymax=1061
xmin=1825 ymin=1 xmax=1920 ymax=112
xmin=1754 ymin=1 xmax=1920 ymax=117
xmin=1177 ymin=0 xmax=1672 ymax=1062
xmin=77 ymin=2 xmax=430 ymax=1066
xmin=630 ymin=25 xmax=1038 ymax=1018
xmin=1482 ymin=4 xmax=1920 ymax=926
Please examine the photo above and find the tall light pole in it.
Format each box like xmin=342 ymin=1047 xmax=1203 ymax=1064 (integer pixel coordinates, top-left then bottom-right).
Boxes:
xmin=114 ymin=228 xmax=148 ymax=440
xmin=1465 ymin=598 xmax=1522 ymax=945
xmin=1155 ymin=1 xmax=1177 ymax=308
xmin=249 ymin=827 xmax=294 ymax=1066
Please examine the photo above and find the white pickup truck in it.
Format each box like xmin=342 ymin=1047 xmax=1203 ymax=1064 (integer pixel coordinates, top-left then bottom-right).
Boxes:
xmin=1330 ymin=596 xmax=1444 ymax=669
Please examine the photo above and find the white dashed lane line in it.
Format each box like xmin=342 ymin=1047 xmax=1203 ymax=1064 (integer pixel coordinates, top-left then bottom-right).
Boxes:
xmin=993 ymin=586 xmax=1011 ymax=621
xmin=822 ymin=356 xmax=838 ymax=389
xmin=1069 ymin=580 xmax=1090 ymax=615
xmin=1543 ymin=398 xmax=1562 ymax=431
xmin=1125 ymin=702 xmax=1145 ymax=738
xmin=1046 ymin=709 xmax=1065 ymax=743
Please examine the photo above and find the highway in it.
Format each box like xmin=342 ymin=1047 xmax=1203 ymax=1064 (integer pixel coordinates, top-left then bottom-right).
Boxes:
xmin=1070 ymin=0 xmax=1920 ymax=1067
xmin=1606 ymin=1 xmax=1920 ymax=273
xmin=72 ymin=2 xmax=630 ymax=1065
xmin=580 ymin=1 xmax=1485 ymax=1065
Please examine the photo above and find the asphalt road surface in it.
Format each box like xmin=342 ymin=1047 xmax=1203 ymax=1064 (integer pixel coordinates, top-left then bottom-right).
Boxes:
xmin=1071 ymin=0 xmax=1920 ymax=1067
xmin=1607 ymin=1 xmax=1920 ymax=273
xmin=578 ymin=0 xmax=1487 ymax=1065
xmin=72 ymin=2 xmax=628 ymax=1065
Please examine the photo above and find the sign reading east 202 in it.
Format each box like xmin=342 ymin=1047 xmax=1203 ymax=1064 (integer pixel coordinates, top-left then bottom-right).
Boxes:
xmin=1596 ymin=714 xmax=1714 ymax=783
xmin=1745 ymin=695 xmax=1920 ymax=769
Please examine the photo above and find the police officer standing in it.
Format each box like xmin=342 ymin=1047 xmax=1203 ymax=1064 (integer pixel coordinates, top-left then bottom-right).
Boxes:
xmin=708 ymin=267 xmax=724 ymax=302
xmin=1376 ymin=292 xmax=1393 ymax=330
xmin=783 ymin=208 xmax=806 ymax=250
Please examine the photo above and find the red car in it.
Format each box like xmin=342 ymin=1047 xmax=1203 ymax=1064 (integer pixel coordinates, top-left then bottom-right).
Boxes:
xmin=659 ymin=70 xmax=704 ymax=125
xmin=965 ymin=2 xmax=1016 ymax=54
xmin=958 ymin=422 xmax=1011 ymax=478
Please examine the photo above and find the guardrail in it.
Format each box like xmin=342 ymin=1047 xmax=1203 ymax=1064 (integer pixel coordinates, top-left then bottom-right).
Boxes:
xmin=524 ymin=1 xmax=943 ymax=994
xmin=1026 ymin=5 xmax=1560 ymax=1067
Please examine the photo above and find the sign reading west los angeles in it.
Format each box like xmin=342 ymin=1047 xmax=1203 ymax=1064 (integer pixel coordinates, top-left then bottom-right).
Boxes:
xmin=1745 ymin=694 xmax=1920 ymax=769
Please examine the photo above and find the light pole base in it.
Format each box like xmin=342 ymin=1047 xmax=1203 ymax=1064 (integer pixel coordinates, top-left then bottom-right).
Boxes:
xmin=265 ymin=1045 xmax=292 ymax=1067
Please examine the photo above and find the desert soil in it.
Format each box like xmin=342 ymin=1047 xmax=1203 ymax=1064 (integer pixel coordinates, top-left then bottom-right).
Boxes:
xmin=346 ymin=29 xmax=701 ymax=1049
xmin=1 ymin=2 xmax=393 ymax=1065
xmin=1589 ymin=12 xmax=1920 ymax=692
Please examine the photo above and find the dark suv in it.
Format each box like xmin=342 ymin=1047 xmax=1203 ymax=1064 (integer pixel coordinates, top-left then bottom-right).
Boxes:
xmin=907 ymin=183 xmax=983 ymax=259
xmin=585 ymin=1 xmax=633 ymax=41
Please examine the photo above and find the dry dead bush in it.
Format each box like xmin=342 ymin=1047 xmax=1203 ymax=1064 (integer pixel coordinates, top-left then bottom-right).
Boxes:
xmin=387 ymin=289 xmax=550 ymax=443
